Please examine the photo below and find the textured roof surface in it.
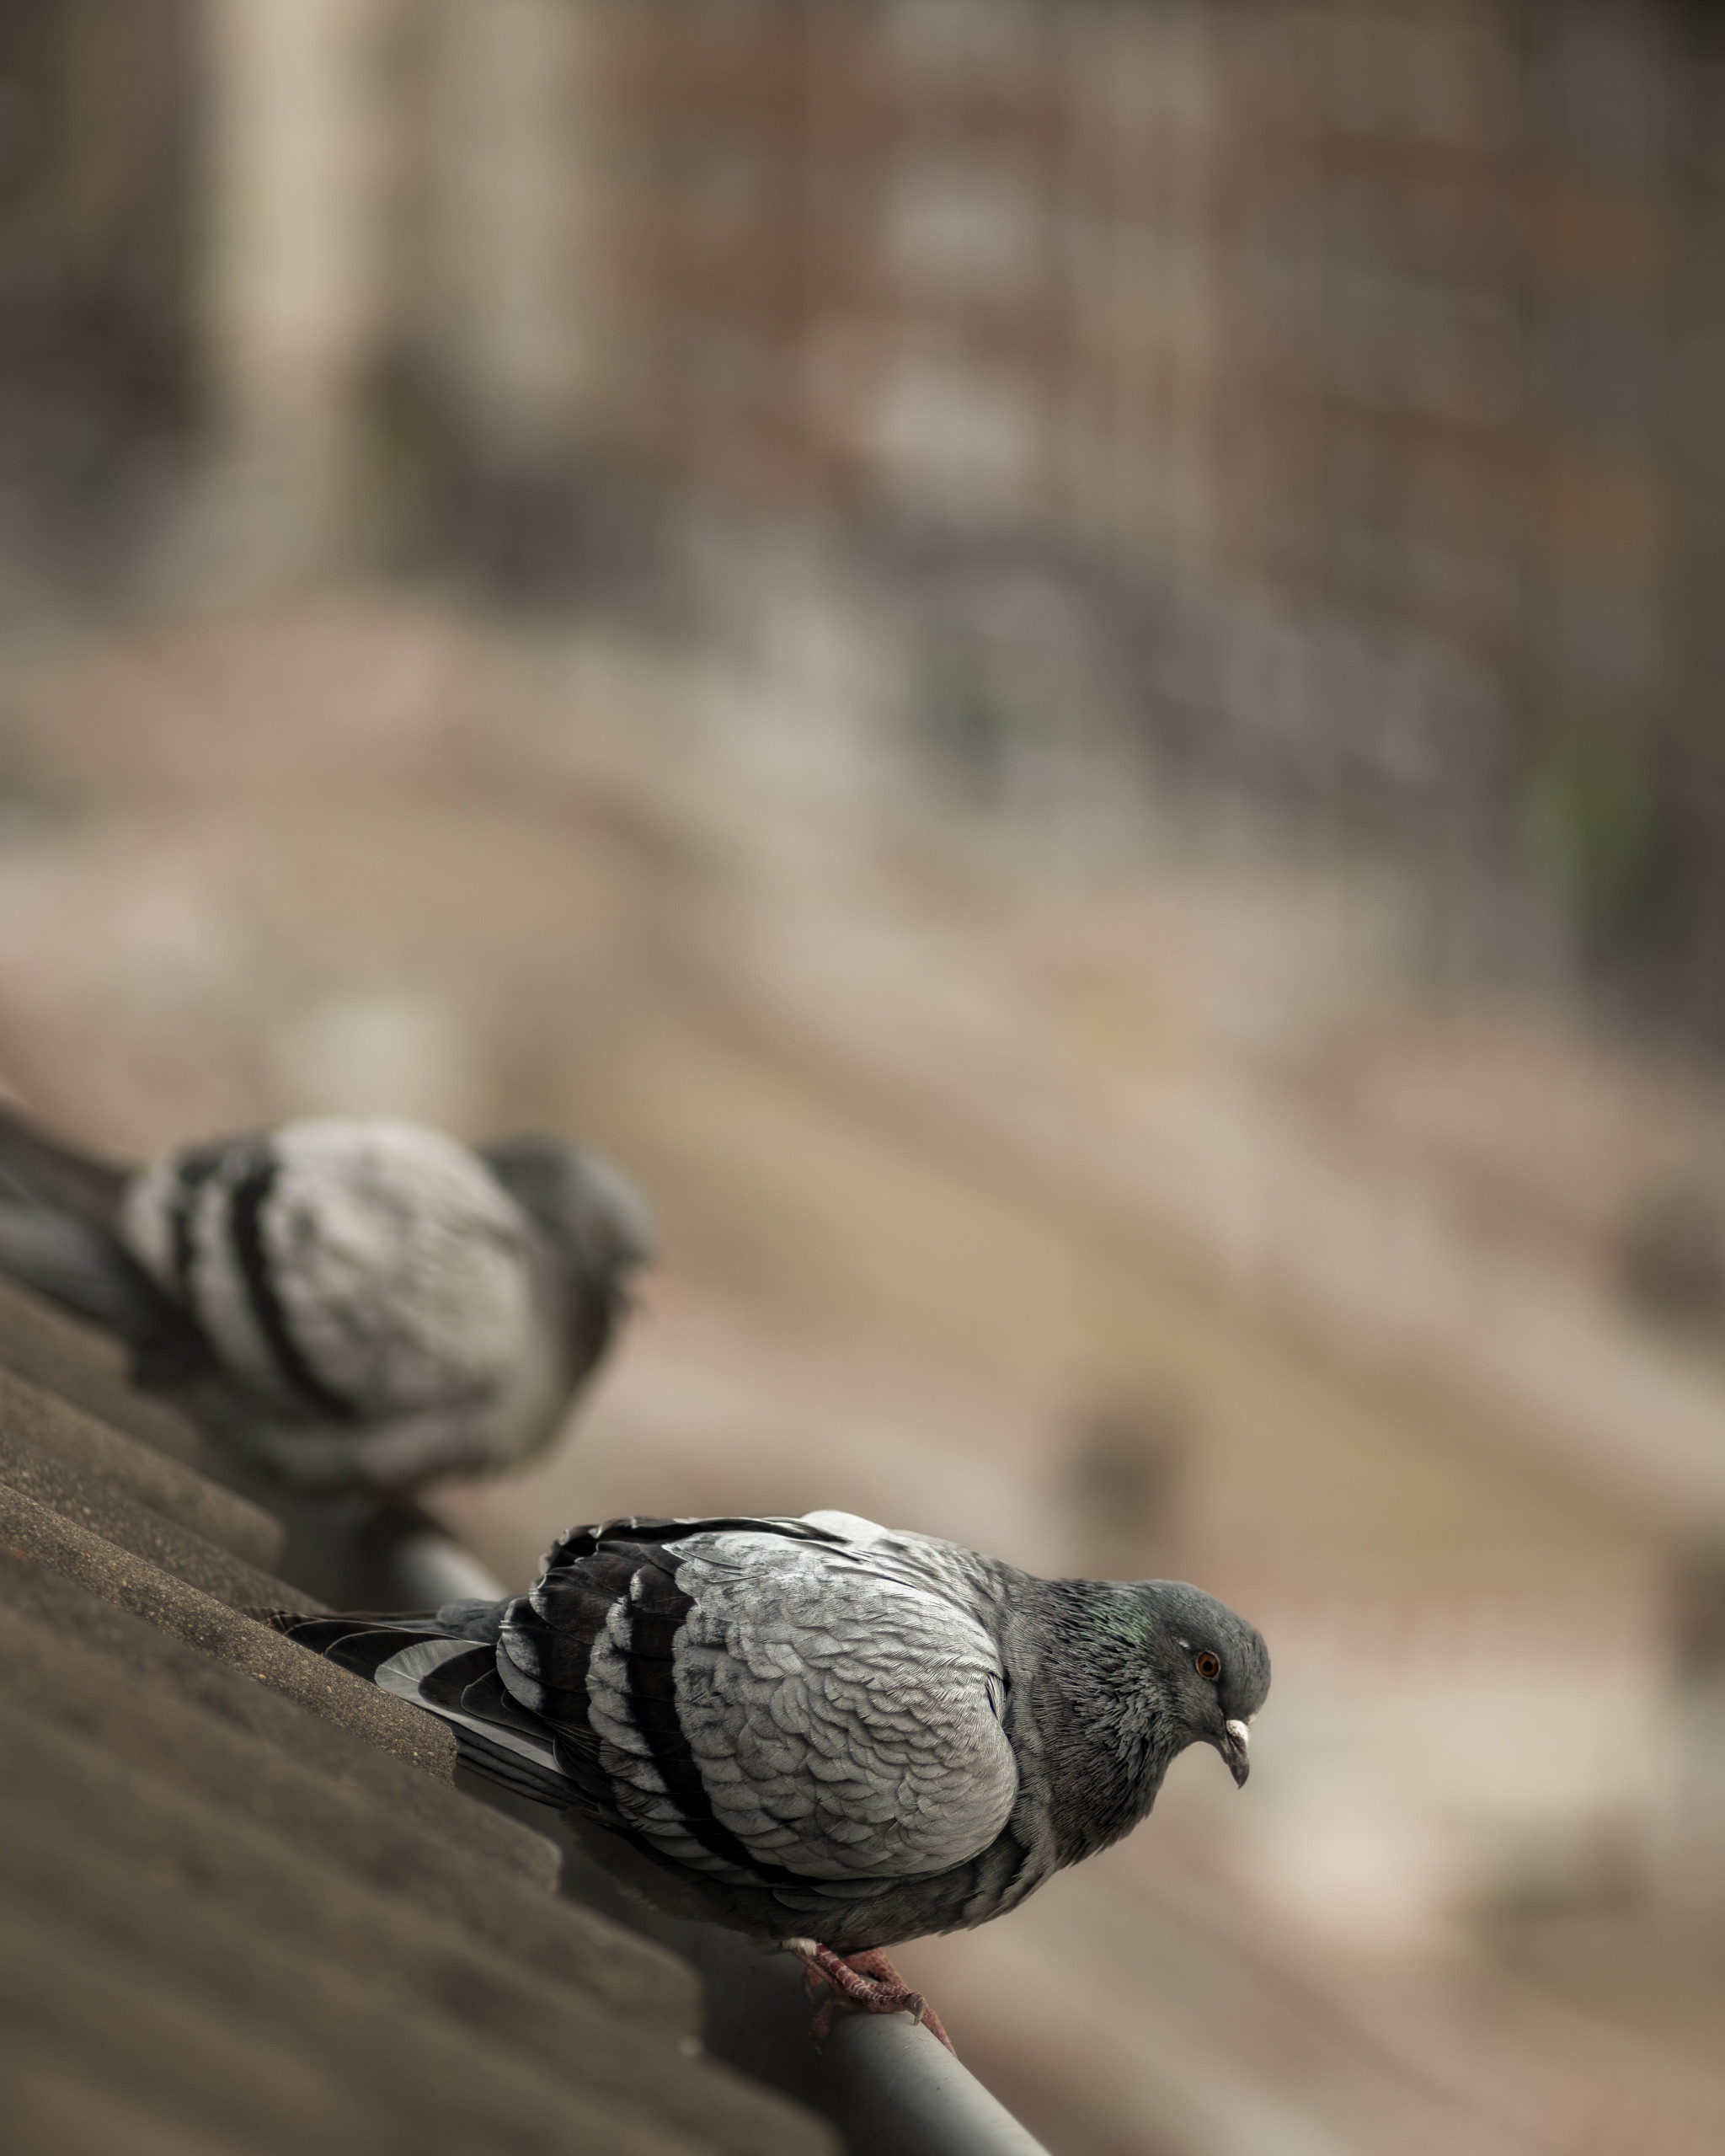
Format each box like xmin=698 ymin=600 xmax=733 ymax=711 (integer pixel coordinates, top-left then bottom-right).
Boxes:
xmin=0 ymin=1278 xmax=834 ymax=2156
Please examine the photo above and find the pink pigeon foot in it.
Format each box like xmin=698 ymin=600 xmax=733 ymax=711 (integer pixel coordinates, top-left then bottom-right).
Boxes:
xmin=785 ymin=1939 xmax=957 ymax=2056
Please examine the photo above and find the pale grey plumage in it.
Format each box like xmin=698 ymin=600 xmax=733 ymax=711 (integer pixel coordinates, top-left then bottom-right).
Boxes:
xmin=611 ymin=1525 xmax=1019 ymax=1886
xmin=0 ymin=1105 xmax=652 ymax=1495
xmin=267 ymin=1509 xmax=1271 ymax=1954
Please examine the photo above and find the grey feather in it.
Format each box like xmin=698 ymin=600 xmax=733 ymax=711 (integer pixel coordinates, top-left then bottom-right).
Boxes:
xmin=0 ymin=1103 xmax=129 ymax=1222
xmin=0 ymin=1201 xmax=174 ymax=1340
xmin=267 ymin=1510 xmax=1271 ymax=1955
xmin=0 ymin=1104 xmax=653 ymax=1496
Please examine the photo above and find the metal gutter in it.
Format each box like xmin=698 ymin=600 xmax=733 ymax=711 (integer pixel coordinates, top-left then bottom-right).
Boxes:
xmin=574 ymin=1842 xmax=1052 ymax=2156
xmin=824 ymin=2013 xmax=1047 ymax=2156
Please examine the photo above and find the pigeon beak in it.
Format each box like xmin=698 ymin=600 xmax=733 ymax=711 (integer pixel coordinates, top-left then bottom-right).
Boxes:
xmin=1219 ymin=1719 xmax=1251 ymax=1788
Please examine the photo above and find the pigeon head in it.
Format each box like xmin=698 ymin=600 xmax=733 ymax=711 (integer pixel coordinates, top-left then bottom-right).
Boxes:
xmin=1132 ymin=1579 xmax=1270 ymax=1788
xmin=480 ymin=1136 xmax=656 ymax=1313
xmin=1043 ymin=1574 xmax=1269 ymax=1861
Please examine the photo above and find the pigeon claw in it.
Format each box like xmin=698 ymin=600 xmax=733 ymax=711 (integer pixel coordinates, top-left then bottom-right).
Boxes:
xmin=787 ymin=1941 xmax=958 ymax=2057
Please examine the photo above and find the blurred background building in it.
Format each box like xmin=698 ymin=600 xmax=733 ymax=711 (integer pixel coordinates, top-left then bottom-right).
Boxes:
xmin=7 ymin=3 xmax=1725 ymax=2152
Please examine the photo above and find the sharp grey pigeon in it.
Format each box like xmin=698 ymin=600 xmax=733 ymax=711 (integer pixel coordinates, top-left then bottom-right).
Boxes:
xmin=0 ymin=1103 xmax=653 ymax=1495
xmin=260 ymin=1508 xmax=1270 ymax=2048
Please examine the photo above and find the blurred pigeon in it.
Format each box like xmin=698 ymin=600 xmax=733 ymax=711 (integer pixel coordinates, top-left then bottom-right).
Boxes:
xmin=262 ymin=1508 xmax=1269 ymax=2049
xmin=0 ymin=1105 xmax=653 ymax=1495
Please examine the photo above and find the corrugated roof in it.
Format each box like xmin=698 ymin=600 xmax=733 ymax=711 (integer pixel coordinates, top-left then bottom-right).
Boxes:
xmin=0 ymin=1278 xmax=835 ymax=2156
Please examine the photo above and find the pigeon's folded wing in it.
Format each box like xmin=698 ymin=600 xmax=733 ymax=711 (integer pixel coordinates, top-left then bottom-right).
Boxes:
xmin=507 ymin=1527 xmax=1020 ymax=1891
xmin=121 ymin=1121 xmax=536 ymax=1420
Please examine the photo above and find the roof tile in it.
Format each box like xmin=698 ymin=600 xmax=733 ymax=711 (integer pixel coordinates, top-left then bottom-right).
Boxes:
xmin=0 ymin=1248 xmax=836 ymax=2156
xmin=0 ymin=1360 xmax=281 ymax=1567
xmin=0 ymin=1276 xmax=198 ymax=1463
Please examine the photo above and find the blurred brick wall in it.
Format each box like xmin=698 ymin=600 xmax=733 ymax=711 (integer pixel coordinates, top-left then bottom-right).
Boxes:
xmin=12 ymin=0 xmax=1725 ymax=1000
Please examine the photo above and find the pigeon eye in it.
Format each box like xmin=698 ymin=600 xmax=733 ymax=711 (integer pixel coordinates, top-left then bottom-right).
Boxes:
xmin=1194 ymin=1650 xmax=1221 ymax=1682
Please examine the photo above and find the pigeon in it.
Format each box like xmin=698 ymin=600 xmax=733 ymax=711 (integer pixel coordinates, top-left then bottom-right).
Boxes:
xmin=260 ymin=1507 xmax=1270 ymax=2049
xmin=0 ymin=1103 xmax=654 ymax=1495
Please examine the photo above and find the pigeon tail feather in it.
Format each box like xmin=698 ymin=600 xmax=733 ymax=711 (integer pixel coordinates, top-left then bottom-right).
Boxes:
xmin=0 ymin=1199 xmax=182 ymax=1343
xmin=258 ymin=1602 xmax=574 ymax=1806
xmin=0 ymin=1101 xmax=131 ymax=1222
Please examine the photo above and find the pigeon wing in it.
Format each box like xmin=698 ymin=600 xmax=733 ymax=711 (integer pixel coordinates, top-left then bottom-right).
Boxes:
xmin=120 ymin=1119 xmax=537 ymax=1420
xmin=272 ymin=1516 xmax=1019 ymax=1895
xmin=503 ymin=1522 xmax=1019 ymax=1891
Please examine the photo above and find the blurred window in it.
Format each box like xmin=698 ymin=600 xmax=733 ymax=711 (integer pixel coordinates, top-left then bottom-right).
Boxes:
xmin=878 ymin=155 xmax=1041 ymax=302
xmin=666 ymin=135 xmax=781 ymax=241
xmin=881 ymin=0 xmax=1040 ymax=90
xmin=1554 ymin=8 xmax=1674 ymax=170
xmin=1326 ymin=7 xmax=1521 ymax=150
xmin=1546 ymin=309 xmax=1666 ymax=444
xmin=0 ymin=0 xmax=195 ymax=484
xmin=863 ymin=336 xmax=1038 ymax=522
